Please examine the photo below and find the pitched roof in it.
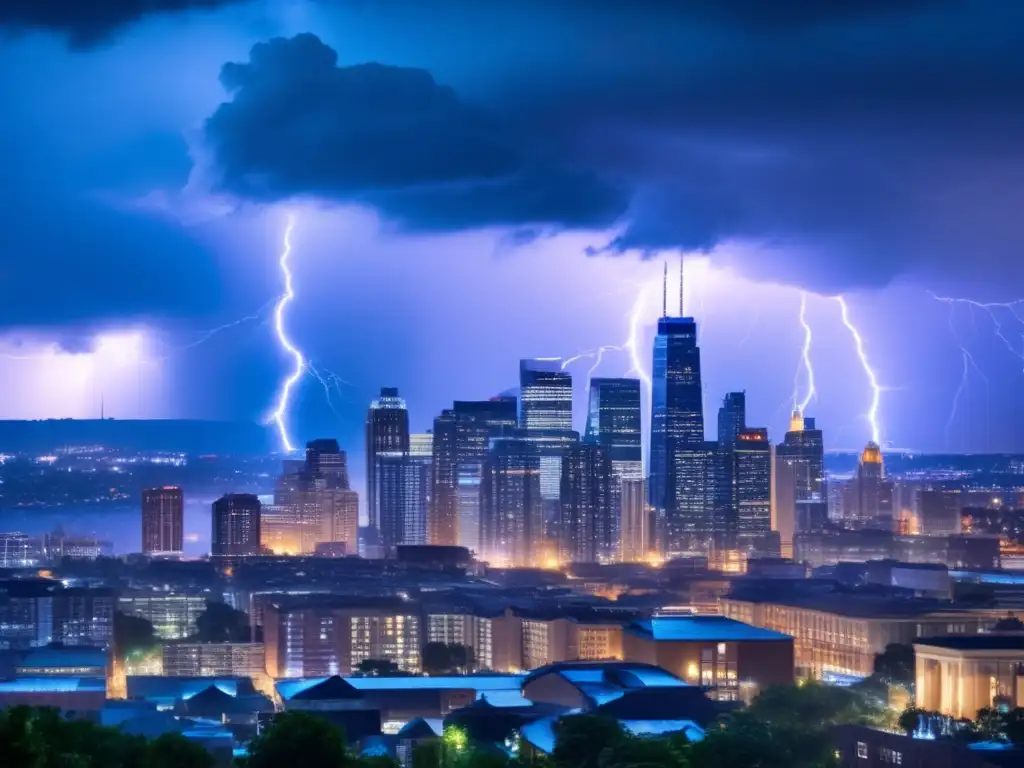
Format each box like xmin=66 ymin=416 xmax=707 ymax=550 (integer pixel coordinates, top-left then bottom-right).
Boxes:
xmin=287 ymin=675 xmax=364 ymax=700
xmin=593 ymin=687 xmax=720 ymax=728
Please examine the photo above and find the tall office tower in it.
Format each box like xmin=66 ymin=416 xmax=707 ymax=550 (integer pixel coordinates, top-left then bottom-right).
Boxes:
xmin=733 ymin=429 xmax=773 ymax=553
xmin=211 ymin=494 xmax=262 ymax=557
xmin=325 ymin=489 xmax=360 ymax=550
xmin=620 ymin=478 xmax=648 ymax=562
xmin=430 ymin=410 xmax=459 ymax=546
xmin=406 ymin=433 xmax=433 ymax=545
xmin=717 ymin=392 xmax=746 ymax=447
xmin=366 ymin=387 xmax=410 ymax=532
xmin=480 ymin=437 xmax=542 ymax=566
xmin=917 ymin=489 xmax=963 ymax=535
xmin=585 ymin=377 xmax=643 ymax=479
xmin=376 ymin=450 xmax=431 ymax=548
xmin=447 ymin=398 xmax=518 ymax=553
xmin=519 ymin=359 xmax=573 ymax=432
xmin=849 ymin=442 xmax=893 ymax=529
xmin=585 ymin=377 xmax=643 ymax=556
xmin=775 ymin=411 xmax=828 ymax=537
xmin=559 ymin=443 xmax=614 ymax=563
xmin=672 ymin=442 xmax=719 ymax=554
xmin=141 ymin=486 xmax=184 ymax=556
xmin=305 ymin=439 xmax=350 ymax=489
xmin=649 ymin=263 xmax=705 ymax=553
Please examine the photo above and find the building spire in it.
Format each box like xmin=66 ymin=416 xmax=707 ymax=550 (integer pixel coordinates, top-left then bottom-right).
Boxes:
xmin=679 ymin=256 xmax=684 ymax=316
xmin=662 ymin=261 xmax=667 ymax=317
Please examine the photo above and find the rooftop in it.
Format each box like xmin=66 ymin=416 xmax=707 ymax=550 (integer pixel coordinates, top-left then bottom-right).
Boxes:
xmin=276 ymin=674 xmax=524 ymax=701
xmin=724 ymin=589 xmax=977 ymax=619
xmin=15 ymin=646 xmax=108 ymax=670
xmin=0 ymin=677 xmax=106 ymax=693
xmin=626 ymin=616 xmax=792 ymax=642
xmin=914 ymin=634 xmax=1024 ymax=651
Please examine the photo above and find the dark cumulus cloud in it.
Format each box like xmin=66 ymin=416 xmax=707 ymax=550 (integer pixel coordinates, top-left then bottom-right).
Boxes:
xmin=0 ymin=0 xmax=247 ymax=45
xmin=201 ymin=2 xmax=1024 ymax=294
xmin=204 ymin=33 xmax=627 ymax=231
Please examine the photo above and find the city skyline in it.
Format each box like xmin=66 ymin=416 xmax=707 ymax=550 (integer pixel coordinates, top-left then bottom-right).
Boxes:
xmin=2 ymin=3 xmax=1024 ymax=458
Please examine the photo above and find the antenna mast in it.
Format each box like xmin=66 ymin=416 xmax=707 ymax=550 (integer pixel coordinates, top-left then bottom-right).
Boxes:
xmin=662 ymin=261 xmax=667 ymax=317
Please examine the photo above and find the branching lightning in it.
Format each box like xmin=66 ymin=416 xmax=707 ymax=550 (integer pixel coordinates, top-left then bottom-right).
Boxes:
xmin=270 ymin=213 xmax=304 ymax=453
xmin=792 ymin=291 xmax=816 ymax=413
xmin=835 ymin=295 xmax=882 ymax=445
xmin=929 ymin=292 xmax=1024 ymax=370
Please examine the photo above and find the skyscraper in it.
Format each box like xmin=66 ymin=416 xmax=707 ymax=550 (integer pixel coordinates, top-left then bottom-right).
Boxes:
xmin=306 ymin=439 xmax=350 ymax=488
xmin=375 ymin=447 xmax=431 ymax=548
xmin=585 ymin=377 xmax=643 ymax=478
xmin=717 ymin=392 xmax=746 ymax=447
xmin=585 ymin=377 xmax=642 ymax=557
xmin=559 ymin=443 xmax=614 ymax=563
xmin=268 ymin=440 xmax=357 ymax=554
xmin=430 ymin=410 xmax=459 ymax=546
xmin=733 ymin=428 xmax=773 ymax=553
xmin=430 ymin=398 xmax=517 ymax=552
xmin=649 ymin=263 xmax=706 ymax=554
xmin=480 ymin=437 xmax=542 ymax=567
xmin=846 ymin=442 xmax=893 ymax=529
xmin=619 ymin=478 xmax=648 ymax=563
xmin=141 ymin=486 xmax=183 ymax=556
xmin=775 ymin=411 xmax=827 ymax=539
xmin=519 ymin=359 xmax=572 ymax=432
xmin=366 ymin=387 xmax=410 ymax=532
xmin=211 ymin=494 xmax=261 ymax=557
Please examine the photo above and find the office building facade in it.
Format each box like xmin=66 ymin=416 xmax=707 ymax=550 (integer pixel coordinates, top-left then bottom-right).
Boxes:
xmin=775 ymin=412 xmax=827 ymax=542
xmin=211 ymin=494 xmax=262 ymax=557
xmin=559 ymin=443 xmax=614 ymax=563
xmin=141 ymin=486 xmax=184 ymax=556
xmin=520 ymin=359 xmax=572 ymax=432
xmin=649 ymin=311 xmax=706 ymax=554
xmin=366 ymin=388 xmax=411 ymax=533
xmin=480 ymin=437 xmax=543 ymax=566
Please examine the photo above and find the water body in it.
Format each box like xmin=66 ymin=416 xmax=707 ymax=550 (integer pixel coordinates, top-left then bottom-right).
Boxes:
xmin=0 ymin=498 xmax=215 ymax=557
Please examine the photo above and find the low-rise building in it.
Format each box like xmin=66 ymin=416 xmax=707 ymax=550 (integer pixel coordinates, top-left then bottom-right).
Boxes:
xmin=264 ymin=596 xmax=421 ymax=677
xmin=722 ymin=586 xmax=1001 ymax=680
xmin=162 ymin=642 xmax=266 ymax=678
xmin=118 ymin=593 xmax=208 ymax=640
xmin=915 ymin=621 xmax=1024 ymax=718
xmin=621 ymin=615 xmax=794 ymax=700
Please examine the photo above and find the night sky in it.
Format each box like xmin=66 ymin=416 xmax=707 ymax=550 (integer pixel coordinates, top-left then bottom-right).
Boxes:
xmin=2 ymin=0 xmax=1024 ymax=465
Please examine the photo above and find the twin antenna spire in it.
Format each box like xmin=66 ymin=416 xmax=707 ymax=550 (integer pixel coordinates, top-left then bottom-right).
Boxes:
xmin=662 ymin=257 xmax=685 ymax=317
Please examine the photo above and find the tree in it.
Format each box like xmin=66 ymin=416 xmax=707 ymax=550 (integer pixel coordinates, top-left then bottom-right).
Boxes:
xmin=423 ymin=643 xmax=476 ymax=675
xmin=746 ymin=681 xmax=885 ymax=731
xmin=975 ymin=707 xmax=1005 ymax=741
xmin=873 ymin=644 xmax=915 ymax=688
xmin=245 ymin=711 xmax=352 ymax=768
xmin=897 ymin=707 xmax=926 ymax=736
xmin=551 ymin=715 xmax=628 ymax=768
xmin=411 ymin=740 xmax=443 ymax=768
xmin=114 ymin=611 xmax=157 ymax=656
xmin=1005 ymin=708 xmax=1024 ymax=746
xmin=357 ymin=658 xmax=401 ymax=676
xmin=690 ymin=710 xmax=832 ymax=768
xmin=145 ymin=732 xmax=216 ymax=768
xmin=599 ymin=733 xmax=688 ymax=768
xmin=193 ymin=601 xmax=251 ymax=643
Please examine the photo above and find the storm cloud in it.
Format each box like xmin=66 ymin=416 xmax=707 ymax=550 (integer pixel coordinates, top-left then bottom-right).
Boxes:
xmin=0 ymin=0 xmax=250 ymax=45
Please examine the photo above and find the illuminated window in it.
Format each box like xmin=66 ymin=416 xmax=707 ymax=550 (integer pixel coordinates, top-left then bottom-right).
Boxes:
xmin=856 ymin=742 xmax=868 ymax=760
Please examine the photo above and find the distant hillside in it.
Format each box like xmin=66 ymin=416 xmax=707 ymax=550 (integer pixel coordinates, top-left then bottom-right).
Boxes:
xmin=0 ymin=419 xmax=275 ymax=455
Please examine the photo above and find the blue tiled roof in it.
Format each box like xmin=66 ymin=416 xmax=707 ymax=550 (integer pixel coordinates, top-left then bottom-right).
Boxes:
xmin=627 ymin=616 xmax=791 ymax=642
xmin=0 ymin=677 xmax=105 ymax=693
xmin=17 ymin=647 xmax=107 ymax=669
xmin=277 ymin=675 xmax=524 ymax=700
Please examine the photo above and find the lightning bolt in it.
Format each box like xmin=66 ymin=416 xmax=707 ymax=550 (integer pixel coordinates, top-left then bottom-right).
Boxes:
xmin=624 ymin=280 xmax=655 ymax=399
xmin=932 ymin=294 xmax=991 ymax=447
xmin=835 ymin=295 xmax=882 ymax=445
xmin=270 ymin=213 xmax=304 ymax=453
xmin=793 ymin=291 xmax=816 ymax=413
xmin=929 ymin=292 xmax=1024 ymax=370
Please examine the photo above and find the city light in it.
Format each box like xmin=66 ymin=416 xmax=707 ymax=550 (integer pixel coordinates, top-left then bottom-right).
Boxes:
xmin=270 ymin=213 xmax=304 ymax=453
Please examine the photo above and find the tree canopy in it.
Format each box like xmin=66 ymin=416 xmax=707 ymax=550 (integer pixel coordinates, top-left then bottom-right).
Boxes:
xmin=193 ymin=601 xmax=251 ymax=643
xmin=422 ymin=643 xmax=476 ymax=675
